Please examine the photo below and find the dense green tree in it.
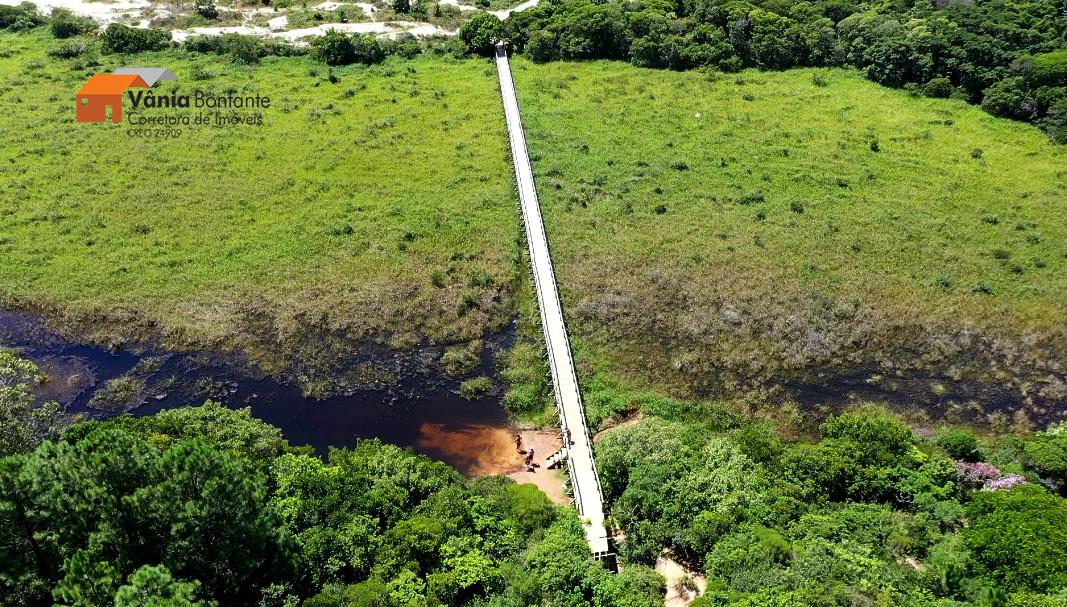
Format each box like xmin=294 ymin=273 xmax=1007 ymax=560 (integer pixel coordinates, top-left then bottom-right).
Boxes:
xmin=1 ymin=404 xmax=622 ymax=606
xmin=0 ymin=424 xmax=287 ymax=606
xmin=1021 ymin=423 xmax=1067 ymax=494
xmin=53 ymin=548 xmax=122 ymax=607
xmin=92 ymin=401 xmax=292 ymax=461
xmin=193 ymin=0 xmax=218 ymax=19
xmin=459 ymin=12 xmax=502 ymax=57
xmin=505 ymin=515 xmax=609 ymax=606
xmin=933 ymin=428 xmax=981 ymax=462
xmin=592 ymin=565 xmax=664 ymax=607
xmin=964 ymin=484 xmax=1067 ymax=592
xmin=982 ymin=77 xmax=1035 ymax=119
xmin=113 ymin=565 xmax=215 ymax=607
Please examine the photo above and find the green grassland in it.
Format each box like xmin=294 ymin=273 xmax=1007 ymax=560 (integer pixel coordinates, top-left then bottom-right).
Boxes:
xmin=0 ymin=30 xmax=517 ymax=387
xmin=513 ymin=59 xmax=1067 ymax=424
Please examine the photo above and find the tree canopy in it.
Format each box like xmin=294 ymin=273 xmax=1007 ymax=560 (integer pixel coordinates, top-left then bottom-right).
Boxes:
xmin=502 ymin=0 xmax=1067 ymax=141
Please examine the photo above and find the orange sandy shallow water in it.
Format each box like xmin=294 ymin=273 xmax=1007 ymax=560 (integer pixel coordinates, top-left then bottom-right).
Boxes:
xmin=418 ymin=424 xmax=569 ymax=505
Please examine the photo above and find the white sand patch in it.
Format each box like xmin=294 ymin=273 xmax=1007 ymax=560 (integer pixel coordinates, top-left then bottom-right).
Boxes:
xmin=0 ymin=0 xmax=153 ymax=24
xmin=490 ymin=0 xmax=537 ymax=18
xmin=316 ymin=2 xmax=377 ymax=20
xmin=438 ymin=0 xmax=479 ymax=12
xmin=171 ymin=20 xmax=452 ymax=43
xmin=2 ymin=0 xmax=452 ymax=41
xmin=271 ymin=20 xmax=451 ymax=42
xmin=242 ymin=6 xmax=276 ymax=17
xmin=170 ymin=24 xmax=270 ymax=42
xmin=380 ymin=22 xmax=449 ymax=37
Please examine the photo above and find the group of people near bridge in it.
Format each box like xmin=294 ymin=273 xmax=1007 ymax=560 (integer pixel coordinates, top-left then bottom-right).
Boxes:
xmin=515 ymin=434 xmax=536 ymax=472
xmin=514 ymin=429 xmax=574 ymax=472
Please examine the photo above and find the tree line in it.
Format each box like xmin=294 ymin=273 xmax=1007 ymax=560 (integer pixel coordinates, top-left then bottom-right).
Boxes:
xmin=596 ymin=404 xmax=1067 ymax=606
xmin=5 ymin=349 xmax=1067 ymax=605
xmin=461 ymin=0 xmax=1067 ymax=141
xmin=0 ymin=353 xmax=663 ymax=607
xmin=10 ymin=0 xmax=1063 ymax=140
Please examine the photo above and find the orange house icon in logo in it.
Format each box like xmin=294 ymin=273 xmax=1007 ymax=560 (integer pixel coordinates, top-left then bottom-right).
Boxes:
xmin=75 ymin=74 xmax=149 ymax=123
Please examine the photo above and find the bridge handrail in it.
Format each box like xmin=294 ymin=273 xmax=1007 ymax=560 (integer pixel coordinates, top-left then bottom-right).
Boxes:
xmin=496 ymin=43 xmax=607 ymax=515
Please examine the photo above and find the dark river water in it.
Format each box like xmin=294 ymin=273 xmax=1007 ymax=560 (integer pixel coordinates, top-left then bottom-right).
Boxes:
xmin=0 ymin=309 xmax=515 ymax=473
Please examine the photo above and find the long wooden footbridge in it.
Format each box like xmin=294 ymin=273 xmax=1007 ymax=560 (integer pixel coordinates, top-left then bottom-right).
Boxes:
xmin=494 ymin=43 xmax=612 ymax=558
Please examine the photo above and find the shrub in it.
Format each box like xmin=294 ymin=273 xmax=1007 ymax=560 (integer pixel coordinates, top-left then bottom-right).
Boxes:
xmin=526 ymin=30 xmax=559 ymax=63
xmin=312 ymin=29 xmax=355 ymax=65
xmin=225 ymin=34 xmax=262 ymax=64
xmin=47 ymin=39 xmax=94 ymax=59
xmin=186 ymin=34 xmax=301 ymax=60
xmin=821 ymin=411 xmax=914 ymax=457
xmin=387 ymin=33 xmax=422 ymax=59
xmin=738 ymin=191 xmax=765 ymax=205
xmin=194 ymin=0 xmax=218 ymax=19
xmin=184 ymin=35 xmax=227 ymax=54
xmin=49 ymin=8 xmax=96 ymax=38
xmin=1021 ymin=425 xmax=1067 ymax=495
xmin=0 ymin=2 xmax=43 ymax=30
xmin=934 ymin=428 xmax=980 ymax=461
xmin=1041 ymin=99 xmax=1067 ymax=144
xmin=705 ymin=525 xmax=792 ymax=590
xmin=981 ymin=77 xmax=1033 ymax=120
xmin=260 ymin=39 xmax=305 ymax=58
xmin=460 ymin=376 xmax=492 ymax=399
xmin=441 ymin=342 xmax=481 ymax=377
xmin=350 ymin=34 xmax=385 ymax=65
xmin=923 ymin=77 xmax=954 ymax=98
xmin=101 ymin=23 xmax=170 ymax=54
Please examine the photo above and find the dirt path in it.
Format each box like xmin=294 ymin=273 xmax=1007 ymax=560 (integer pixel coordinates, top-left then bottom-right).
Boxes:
xmin=491 ymin=0 xmax=539 ymax=19
xmin=507 ymin=429 xmax=569 ymax=505
xmin=656 ymin=556 xmax=707 ymax=607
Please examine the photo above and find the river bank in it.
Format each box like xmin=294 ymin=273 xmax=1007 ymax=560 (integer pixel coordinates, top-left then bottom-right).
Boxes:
xmin=0 ymin=308 xmax=533 ymax=475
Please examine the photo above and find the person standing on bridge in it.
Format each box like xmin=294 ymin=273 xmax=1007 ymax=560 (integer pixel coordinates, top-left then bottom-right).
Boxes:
xmin=524 ymin=448 xmax=535 ymax=472
xmin=514 ymin=433 xmax=524 ymax=454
